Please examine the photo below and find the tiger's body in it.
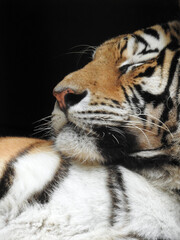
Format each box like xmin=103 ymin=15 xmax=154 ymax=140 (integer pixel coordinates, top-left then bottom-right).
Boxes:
xmin=0 ymin=21 xmax=180 ymax=239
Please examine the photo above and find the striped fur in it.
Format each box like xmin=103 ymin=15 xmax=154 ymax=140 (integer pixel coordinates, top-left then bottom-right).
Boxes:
xmin=0 ymin=21 xmax=180 ymax=239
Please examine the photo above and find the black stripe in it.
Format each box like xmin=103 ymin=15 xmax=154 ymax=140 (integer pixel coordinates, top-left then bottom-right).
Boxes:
xmin=134 ymin=84 xmax=161 ymax=105
xmin=107 ymin=166 xmax=128 ymax=226
xmin=86 ymin=110 xmax=120 ymax=116
xmin=158 ymin=97 xmax=174 ymax=136
xmin=122 ymin=85 xmax=138 ymax=111
xmin=130 ymin=155 xmax=180 ymax=169
xmin=165 ymin=50 xmax=180 ymax=92
xmin=99 ymin=103 xmax=116 ymax=108
xmin=157 ymin=48 xmax=166 ymax=66
xmin=129 ymin=86 xmax=141 ymax=108
xmin=134 ymin=34 xmax=153 ymax=56
xmin=135 ymin=66 xmax=155 ymax=78
xmin=28 ymin=159 xmax=70 ymax=204
xmin=138 ymin=48 xmax=159 ymax=55
xmin=134 ymin=34 xmax=149 ymax=47
xmin=119 ymin=64 xmax=131 ymax=75
xmin=167 ymin=159 xmax=180 ymax=167
xmin=90 ymin=102 xmax=98 ymax=106
xmin=120 ymin=40 xmax=128 ymax=57
xmin=99 ymin=102 xmax=107 ymax=106
xmin=176 ymin=68 xmax=180 ymax=122
xmin=0 ymin=142 xmax=42 ymax=200
xmin=102 ymin=97 xmax=121 ymax=106
xmin=129 ymin=86 xmax=146 ymax=114
xmin=111 ymin=99 xmax=120 ymax=105
xmin=178 ymin=104 xmax=180 ymax=121
xmin=161 ymin=23 xmax=170 ymax=33
xmin=167 ymin=36 xmax=180 ymax=51
xmin=135 ymin=50 xmax=180 ymax=106
xmin=139 ymin=114 xmax=147 ymax=129
xmin=0 ymin=163 xmax=15 ymax=199
xmin=73 ymin=118 xmax=119 ymax=124
xmin=172 ymin=26 xmax=180 ymax=35
xmin=158 ymin=50 xmax=180 ymax=135
xmin=174 ymin=188 xmax=180 ymax=196
xmin=107 ymin=166 xmax=120 ymax=226
xmin=144 ymin=28 xmax=160 ymax=39
xmin=122 ymin=85 xmax=131 ymax=105
xmin=79 ymin=110 xmax=120 ymax=116
xmin=104 ymin=153 xmax=180 ymax=170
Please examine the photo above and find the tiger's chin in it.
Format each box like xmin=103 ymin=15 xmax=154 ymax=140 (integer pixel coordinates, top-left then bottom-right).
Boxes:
xmin=53 ymin=120 xmax=140 ymax=165
xmin=54 ymin=124 xmax=105 ymax=164
xmin=53 ymin=121 xmax=178 ymax=172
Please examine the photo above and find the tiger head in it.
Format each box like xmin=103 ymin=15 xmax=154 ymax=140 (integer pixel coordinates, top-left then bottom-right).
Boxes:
xmin=52 ymin=21 xmax=180 ymax=167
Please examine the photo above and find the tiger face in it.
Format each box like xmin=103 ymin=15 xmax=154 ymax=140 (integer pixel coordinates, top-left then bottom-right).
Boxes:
xmin=52 ymin=21 xmax=180 ymax=166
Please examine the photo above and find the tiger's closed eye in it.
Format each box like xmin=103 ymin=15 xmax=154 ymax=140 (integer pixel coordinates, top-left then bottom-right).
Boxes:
xmin=119 ymin=62 xmax=144 ymax=75
xmin=119 ymin=64 xmax=131 ymax=74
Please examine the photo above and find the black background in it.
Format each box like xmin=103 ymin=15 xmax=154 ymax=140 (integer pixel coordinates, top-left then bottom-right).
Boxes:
xmin=1 ymin=0 xmax=179 ymax=138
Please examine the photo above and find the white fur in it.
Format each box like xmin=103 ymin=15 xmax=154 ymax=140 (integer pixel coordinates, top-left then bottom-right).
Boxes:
xmin=55 ymin=125 xmax=105 ymax=163
xmin=0 ymin=151 xmax=60 ymax=229
xmin=0 ymin=155 xmax=179 ymax=240
xmin=116 ymin=167 xmax=180 ymax=239
xmin=0 ymin=161 xmax=113 ymax=240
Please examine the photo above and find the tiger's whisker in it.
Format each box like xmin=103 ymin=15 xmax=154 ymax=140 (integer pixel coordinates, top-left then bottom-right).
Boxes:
xmin=131 ymin=114 xmax=173 ymax=138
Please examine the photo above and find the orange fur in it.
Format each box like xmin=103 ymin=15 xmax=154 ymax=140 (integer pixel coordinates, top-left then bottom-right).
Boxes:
xmin=0 ymin=137 xmax=53 ymax=177
xmin=53 ymin=22 xmax=180 ymax=152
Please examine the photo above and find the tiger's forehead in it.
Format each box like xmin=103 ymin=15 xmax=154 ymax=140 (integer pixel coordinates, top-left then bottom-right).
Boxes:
xmin=93 ymin=35 xmax=125 ymax=59
xmin=94 ymin=21 xmax=180 ymax=62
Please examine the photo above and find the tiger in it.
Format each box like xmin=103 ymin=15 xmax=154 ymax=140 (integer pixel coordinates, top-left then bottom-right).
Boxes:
xmin=0 ymin=20 xmax=180 ymax=240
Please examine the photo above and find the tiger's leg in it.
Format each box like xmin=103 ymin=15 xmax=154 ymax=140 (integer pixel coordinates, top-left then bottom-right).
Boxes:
xmin=0 ymin=137 xmax=61 ymax=228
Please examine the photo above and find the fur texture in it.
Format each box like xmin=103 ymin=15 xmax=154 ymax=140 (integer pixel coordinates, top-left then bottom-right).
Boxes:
xmin=0 ymin=21 xmax=180 ymax=239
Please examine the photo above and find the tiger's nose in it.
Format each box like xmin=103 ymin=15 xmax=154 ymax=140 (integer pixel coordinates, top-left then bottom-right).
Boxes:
xmin=53 ymin=88 xmax=87 ymax=112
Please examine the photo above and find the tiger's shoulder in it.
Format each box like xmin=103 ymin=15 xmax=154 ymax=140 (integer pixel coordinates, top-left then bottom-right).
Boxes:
xmin=0 ymin=137 xmax=64 ymax=206
xmin=0 ymin=137 xmax=61 ymax=191
xmin=0 ymin=137 xmax=54 ymax=163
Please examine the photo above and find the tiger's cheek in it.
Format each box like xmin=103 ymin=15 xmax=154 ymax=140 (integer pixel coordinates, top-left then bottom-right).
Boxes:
xmin=137 ymin=133 xmax=163 ymax=150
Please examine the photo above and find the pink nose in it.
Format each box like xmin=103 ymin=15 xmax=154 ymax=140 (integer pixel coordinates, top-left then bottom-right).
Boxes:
xmin=53 ymin=88 xmax=75 ymax=111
